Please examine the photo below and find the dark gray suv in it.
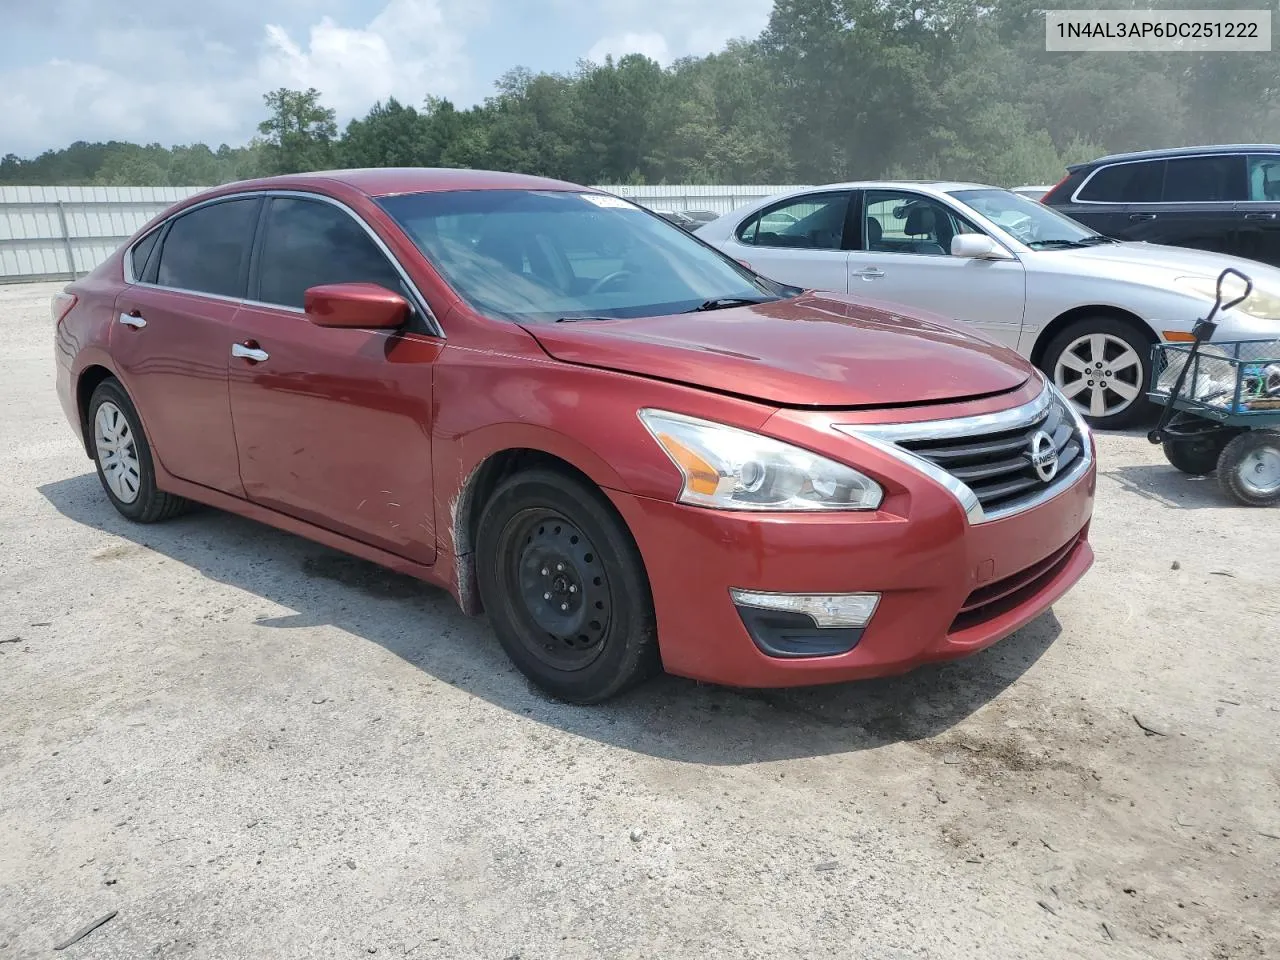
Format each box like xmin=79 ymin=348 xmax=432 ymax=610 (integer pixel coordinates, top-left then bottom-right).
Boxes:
xmin=1043 ymin=145 xmax=1280 ymax=268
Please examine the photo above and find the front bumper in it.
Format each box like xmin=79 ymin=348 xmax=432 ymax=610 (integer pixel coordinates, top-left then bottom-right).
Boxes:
xmin=607 ymin=440 xmax=1095 ymax=689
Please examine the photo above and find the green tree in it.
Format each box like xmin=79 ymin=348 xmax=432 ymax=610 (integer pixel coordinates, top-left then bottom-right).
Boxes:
xmin=257 ymin=87 xmax=338 ymax=175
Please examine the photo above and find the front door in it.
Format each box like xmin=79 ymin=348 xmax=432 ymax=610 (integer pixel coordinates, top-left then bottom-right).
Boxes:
xmin=110 ymin=195 xmax=263 ymax=497
xmin=847 ymin=189 xmax=1027 ymax=349
xmin=227 ymin=195 xmax=441 ymax=564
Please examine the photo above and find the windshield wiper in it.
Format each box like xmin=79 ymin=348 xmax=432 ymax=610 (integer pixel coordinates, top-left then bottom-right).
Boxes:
xmin=1027 ymin=239 xmax=1087 ymax=249
xmin=1075 ymin=235 xmax=1117 ymax=245
xmin=688 ymin=296 xmax=772 ymax=312
xmin=555 ymin=315 xmax=617 ymax=323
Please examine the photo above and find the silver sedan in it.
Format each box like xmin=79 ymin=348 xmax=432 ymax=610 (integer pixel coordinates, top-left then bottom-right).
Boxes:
xmin=695 ymin=182 xmax=1280 ymax=428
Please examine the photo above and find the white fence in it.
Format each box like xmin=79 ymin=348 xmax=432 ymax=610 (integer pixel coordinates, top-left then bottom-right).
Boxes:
xmin=0 ymin=183 xmax=804 ymax=283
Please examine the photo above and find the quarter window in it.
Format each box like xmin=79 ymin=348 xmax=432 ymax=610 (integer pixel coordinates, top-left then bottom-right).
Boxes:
xmin=1078 ymin=161 xmax=1164 ymax=203
xmin=256 ymin=197 xmax=405 ymax=309
xmin=737 ymin=193 xmax=850 ymax=250
xmin=156 ymin=198 xmax=260 ymax=297
xmin=129 ymin=230 xmax=160 ymax=282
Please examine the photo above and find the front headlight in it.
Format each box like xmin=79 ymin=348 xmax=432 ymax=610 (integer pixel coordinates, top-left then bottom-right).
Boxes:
xmin=1173 ymin=275 xmax=1280 ymax=320
xmin=638 ymin=409 xmax=883 ymax=511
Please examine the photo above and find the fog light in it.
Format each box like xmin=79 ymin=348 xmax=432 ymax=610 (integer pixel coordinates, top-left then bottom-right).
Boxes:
xmin=729 ymin=589 xmax=880 ymax=628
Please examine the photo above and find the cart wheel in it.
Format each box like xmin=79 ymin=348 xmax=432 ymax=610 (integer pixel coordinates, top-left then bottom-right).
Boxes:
xmin=1162 ymin=434 xmax=1230 ymax=476
xmin=1217 ymin=431 xmax=1280 ymax=506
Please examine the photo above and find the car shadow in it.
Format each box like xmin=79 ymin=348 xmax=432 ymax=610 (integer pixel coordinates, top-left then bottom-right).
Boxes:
xmin=39 ymin=472 xmax=1061 ymax=766
xmin=1101 ymin=463 xmax=1228 ymax=510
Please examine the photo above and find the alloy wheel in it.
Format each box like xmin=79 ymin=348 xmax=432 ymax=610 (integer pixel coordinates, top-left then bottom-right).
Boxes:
xmin=1053 ymin=332 xmax=1144 ymax=419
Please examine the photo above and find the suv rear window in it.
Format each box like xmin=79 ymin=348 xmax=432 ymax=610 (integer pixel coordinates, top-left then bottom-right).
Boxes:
xmin=1078 ymin=161 xmax=1164 ymax=203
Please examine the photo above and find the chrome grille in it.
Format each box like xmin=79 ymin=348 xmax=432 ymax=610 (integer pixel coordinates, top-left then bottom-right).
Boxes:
xmin=835 ymin=384 xmax=1092 ymax=524
xmin=897 ymin=393 xmax=1083 ymax=513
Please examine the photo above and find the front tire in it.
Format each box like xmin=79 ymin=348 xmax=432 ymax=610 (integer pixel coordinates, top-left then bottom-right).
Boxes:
xmin=88 ymin=379 xmax=191 ymax=523
xmin=1217 ymin=431 xmax=1280 ymax=506
xmin=475 ymin=468 xmax=659 ymax=703
xmin=1043 ymin=318 xmax=1154 ymax=430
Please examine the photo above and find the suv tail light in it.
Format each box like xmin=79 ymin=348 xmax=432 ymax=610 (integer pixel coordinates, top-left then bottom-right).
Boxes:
xmin=1041 ymin=173 xmax=1071 ymax=204
xmin=51 ymin=292 xmax=78 ymax=324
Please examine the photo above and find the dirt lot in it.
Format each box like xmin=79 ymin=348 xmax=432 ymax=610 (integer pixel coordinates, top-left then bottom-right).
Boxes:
xmin=1 ymin=279 xmax=1278 ymax=960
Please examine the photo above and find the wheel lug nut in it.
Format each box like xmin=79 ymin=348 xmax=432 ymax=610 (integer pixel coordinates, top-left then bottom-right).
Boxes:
xmin=556 ymin=563 xmax=564 ymax=571
xmin=541 ymin=567 xmax=548 ymax=576
xmin=560 ymin=603 xmax=568 ymax=611
xmin=569 ymin=585 xmax=577 ymax=593
xmin=543 ymin=592 xmax=551 ymax=600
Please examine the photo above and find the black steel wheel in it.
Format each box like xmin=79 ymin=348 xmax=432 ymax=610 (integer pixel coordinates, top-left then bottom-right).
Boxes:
xmin=1162 ymin=433 xmax=1230 ymax=476
xmin=476 ymin=468 xmax=659 ymax=702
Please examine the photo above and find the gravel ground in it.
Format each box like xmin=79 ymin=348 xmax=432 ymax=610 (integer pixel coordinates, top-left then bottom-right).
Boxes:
xmin=2 ymin=279 xmax=1278 ymax=960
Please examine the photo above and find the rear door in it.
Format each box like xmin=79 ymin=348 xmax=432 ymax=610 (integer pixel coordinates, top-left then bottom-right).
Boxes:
xmin=227 ymin=194 xmax=441 ymax=564
xmin=844 ymin=189 xmax=1027 ymax=349
xmin=1143 ymin=153 xmax=1244 ymax=256
xmin=111 ymin=195 xmax=262 ymax=497
xmin=1236 ymin=154 xmax=1280 ymax=267
xmin=1070 ymin=159 xmax=1164 ymax=238
xmin=726 ymin=191 xmax=853 ymax=292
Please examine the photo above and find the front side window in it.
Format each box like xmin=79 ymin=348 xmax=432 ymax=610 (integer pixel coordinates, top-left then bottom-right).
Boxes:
xmin=256 ymin=197 xmax=405 ymax=309
xmin=737 ymin=193 xmax=850 ymax=250
xmin=1162 ymin=155 xmax=1245 ymax=202
xmin=378 ymin=190 xmax=784 ymax=322
xmin=1246 ymin=155 xmax=1280 ymax=201
xmin=156 ymin=197 xmax=260 ymax=298
xmin=951 ymin=188 xmax=1102 ymax=249
xmin=1078 ymin=161 xmax=1164 ymax=203
xmin=864 ymin=191 xmax=980 ymax=256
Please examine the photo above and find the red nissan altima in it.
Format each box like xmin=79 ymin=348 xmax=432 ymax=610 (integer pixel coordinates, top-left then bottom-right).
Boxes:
xmin=53 ymin=168 xmax=1095 ymax=702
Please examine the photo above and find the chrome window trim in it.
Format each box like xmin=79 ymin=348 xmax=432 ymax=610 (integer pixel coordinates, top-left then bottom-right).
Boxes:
xmin=1070 ymin=153 xmax=1248 ymax=207
xmin=124 ymin=188 xmax=444 ymax=337
xmin=834 ymin=381 xmax=1093 ymax=525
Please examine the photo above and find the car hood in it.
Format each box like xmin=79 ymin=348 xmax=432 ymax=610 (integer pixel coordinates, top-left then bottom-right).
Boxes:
xmin=1052 ymin=241 xmax=1280 ymax=282
xmin=520 ymin=294 xmax=1034 ymax=408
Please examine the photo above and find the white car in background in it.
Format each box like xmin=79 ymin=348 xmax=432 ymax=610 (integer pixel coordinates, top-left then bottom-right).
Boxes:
xmin=695 ymin=182 xmax=1280 ymax=428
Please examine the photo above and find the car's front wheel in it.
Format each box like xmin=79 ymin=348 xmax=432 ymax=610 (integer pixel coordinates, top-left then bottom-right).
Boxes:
xmin=475 ymin=468 xmax=659 ymax=703
xmin=1042 ymin=318 xmax=1154 ymax=430
xmin=88 ymin=378 xmax=191 ymax=522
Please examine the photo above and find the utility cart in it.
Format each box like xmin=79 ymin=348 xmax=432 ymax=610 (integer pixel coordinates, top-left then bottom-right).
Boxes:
xmin=1148 ymin=268 xmax=1280 ymax=507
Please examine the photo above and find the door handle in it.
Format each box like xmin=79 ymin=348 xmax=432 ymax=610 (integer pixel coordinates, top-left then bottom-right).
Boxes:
xmin=231 ymin=342 xmax=269 ymax=363
xmin=1244 ymin=212 xmax=1277 ymax=221
xmin=118 ymin=312 xmax=146 ymax=328
xmin=1129 ymin=213 xmax=1157 ymax=221
xmin=856 ymin=267 xmax=885 ymax=280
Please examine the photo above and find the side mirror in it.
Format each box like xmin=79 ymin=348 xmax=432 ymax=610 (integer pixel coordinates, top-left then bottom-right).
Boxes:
xmin=951 ymin=234 xmax=1013 ymax=260
xmin=304 ymin=283 xmax=409 ymax=329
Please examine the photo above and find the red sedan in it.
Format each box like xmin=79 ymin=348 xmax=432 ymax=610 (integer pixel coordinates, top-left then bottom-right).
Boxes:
xmin=53 ymin=169 xmax=1096 ymax=702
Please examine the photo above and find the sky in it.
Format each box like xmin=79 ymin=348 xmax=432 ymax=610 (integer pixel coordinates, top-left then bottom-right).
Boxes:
xmin=0 ymin=0 xmax=775 ymax=157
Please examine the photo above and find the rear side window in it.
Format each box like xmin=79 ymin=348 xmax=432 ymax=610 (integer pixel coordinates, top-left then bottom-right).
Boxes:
xmin=737 ymin=193 xmax=850 ymax=250
xmin=1162 ymin=155 xmax=1246 ymax=202
xmin=156 ymin=198 xmax=260 ymax=297
xmin=129 ymin=230 xmax=160 ymax=281
xmin=1078 ymin=161 xmax=1164 ymax=203
xmin=256 ymin=197 xmax=405 ymax=309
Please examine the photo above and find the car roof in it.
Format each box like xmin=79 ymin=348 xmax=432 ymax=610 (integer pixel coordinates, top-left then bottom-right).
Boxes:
xmin=1068 ymin=144 xmax=1280 ymax=172
xmin=803 ymin=180 xmax=993 ymax=193
xmin=201 ymin=167 xmax=590 ymax=199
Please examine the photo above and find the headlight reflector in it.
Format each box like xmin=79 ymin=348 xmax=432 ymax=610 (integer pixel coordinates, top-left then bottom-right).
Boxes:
xmin=638 ymin=409 xmax=883 ymax=511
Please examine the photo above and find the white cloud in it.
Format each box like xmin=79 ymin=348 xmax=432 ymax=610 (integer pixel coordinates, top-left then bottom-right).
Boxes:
xmin=0 ymin=0 xmax=478 ymax=156
xmin=586 ymin=31 xmax=670 ymax=65
xmin=577 ymin=0 xmax=772 ymax=65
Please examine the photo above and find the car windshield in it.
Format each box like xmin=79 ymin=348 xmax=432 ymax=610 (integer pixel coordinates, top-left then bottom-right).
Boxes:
xmin=949 ymin=188 xmax=1105 ymax=249
xmin=377 ymin=189 xmax=785 ymax=321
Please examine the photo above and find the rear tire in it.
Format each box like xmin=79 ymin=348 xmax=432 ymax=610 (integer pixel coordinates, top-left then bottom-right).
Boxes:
xmin=88 ymin=379 xmax=192 ymax=523
xmin=475 ymin=468 xmax=659 ymax=703
xmin=1217 ymin=431 xmax=1280 ymax=507
xmin=1042 ymin=317 xmax=1155 ymax=430
xmin=1162 ymin=434 xmax=1230 ymax=476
